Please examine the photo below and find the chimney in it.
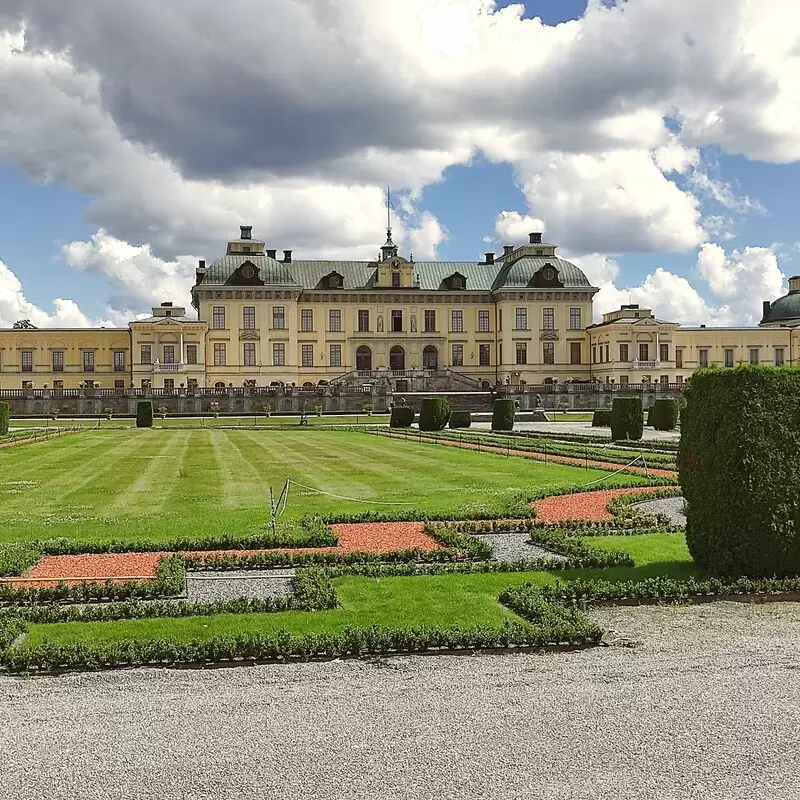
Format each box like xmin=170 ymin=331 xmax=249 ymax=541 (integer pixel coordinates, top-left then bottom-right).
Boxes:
xmin=282 ymin=249 xmax=292 ymax=263
xmin=267 ymin=249 xmax=277 ymax=259
xmin=484 ymin=252 xmax=495 ymax=265
xmin=161 ymin=301 xmax=173 ymax=307
xmin=195 ymin=259 xmax=206 ymax=284
xmin=529 ymin=232 xmax=542 ymax=244
xmin=503 ymin=245 xmax=514 ymax=255
xmin=763 ymin=300 xmax=771 ymax=319
xmin=240 ymin=225 xmax=252 ymax=240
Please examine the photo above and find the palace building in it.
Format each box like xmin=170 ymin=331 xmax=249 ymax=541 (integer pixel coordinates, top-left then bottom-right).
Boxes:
xmin=1 ymin=224 xmax=800 ymax=392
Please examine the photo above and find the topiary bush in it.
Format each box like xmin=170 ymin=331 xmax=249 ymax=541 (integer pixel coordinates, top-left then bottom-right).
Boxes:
xmin=491 ymin=398 xmax=516 ymax=431
xmin=650 ymin=397 xmax=679 ymax=431
xmin=136 ymin=400 xmax=154 ymax=428
xmin=591 ymin=408 xmax=611 ymax=427
xmin=0 ymin=402 xmax=8 ymax=436
xmin=679 ymin=365 xmax=800 ymax=577
xmin=390 ymin=406 xmax=414 ymax=428
xmin=418 ymin=397 xmax=451 ymax=431
xmin=610 ymin=397 xmax=643 ymax=441
xmin=449 ymin=410 xmax=471 ymax=429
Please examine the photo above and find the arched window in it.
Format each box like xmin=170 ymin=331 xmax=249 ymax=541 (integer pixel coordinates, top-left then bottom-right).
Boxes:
xmin=356 ymin=345 xmax=372 ymax=372
xmin=214 ymin=381 xmax=226 ymax=389
xmin=422 ymin=345 xmax=438 ymax=370
xmin=389 ymin=345 xmax=405 ymax=371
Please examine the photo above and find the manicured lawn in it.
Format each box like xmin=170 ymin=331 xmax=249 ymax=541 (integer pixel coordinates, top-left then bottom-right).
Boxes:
xmin=0 ymin=429 xmax=646 ymax=545
xmin=19 ymin=533 xmax=697 ymax=649
xmin=11 ymin=414 xmax=389 ymax=429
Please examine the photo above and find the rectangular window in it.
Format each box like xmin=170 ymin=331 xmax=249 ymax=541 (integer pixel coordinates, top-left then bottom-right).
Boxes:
xmin=451 ymin=310 xmax=464 ymax=332
xmin=479 ymin=344 xmax=491 ymax=366
xmin=659 ymin=343 xmax=669 ymax=362
xmin=114 ymin=379 xmax=125 ymax=389
xmin=498 ymin=309 xmax=502 ymax=331
xmin=328 ymin=309 xmax=342 ymax=332
xmin=424 ymin=310 xmax=436 ymax=333
xmin=242 ymin=306 xmax=256 ymax=330
xmin=676 ymin=348 xmax=683 ymax=368
xmin=301 ymin=345 xmax=314 ymax=367
xmin=543 ymin=342 xmax=555 ymax=365
xmin=272 ymin=342 xmax=285 ymax=366
xmin=515 ymin=308 xmax=527 ymax=330
xmin=83 ymin=351 xmax=95 ymax=372
xmin=699 ymin=349 xmax=708 ymax=368
xmin=676 ymin=375 xmax=683 ymax=385
xmin=113 ymin=351 xmax=126 ymax=372
xmin=391 ymin=310 xmax=403 ymax=332
xmin=593 ymin=345 xmax=597 ymax=364
xmin=605 ymin=344 xmax=610 ymax=362
xmin=542 ymin=308 xmax=554 ymax=330
xmin=272 ymin=306 xmax=285 ymax=330
xmin=163 ymin=378 xmax=174 ymax=391
xmin=451 ymin=344 xmax=464 ymax=367
xmin=243 ymin=342 xmax=256 ymax=367
xmin=660 ymin=375 xmax=669 ymax=385
xmin=187 ymin=378 xmax=198 ymax=390
xmin=620 ymin=375 xmax=629 ymax=386
xmin=52 ymin=351 xmax=64 ymax=372
xmin=300 ymin=309 xmax=314 ymax=332
xmin=391 ymin=272 xmax=401 ymax=288
xmin=357 ymin=310 xmax=369 ymax=332
xmin=478 ymin=310 xmax=490 ymax=332
xmin=724 ymin=348 xmax=734 ymax=367
xmin=21 ymin=350 xmax=33 ymax=372
xmin=53 ymin=380 xmax=63 ymax=389
xmin=212 ymin=306 xmax=226 ymax=330
xmin=570 ymin=342 xmax=581 ymax=365
xmin=163 ymin=345 xmax=175 ymax=364
xmin=213 ymin=343 xmax=226 ymax=366
xmin=638 ymin=343 xmax=649 ymax=361
xmin=329 ymin=344 xmax=342 ymax=367
xmin=185 ymin=344 xmax=197 ymax=364
xmin=775 ymin=347 xmax=785 ymax=366
xmin=619 ymin=343 xmax=629 ymax=362
xmin=749 ymin=347 xmax=759 ymax=365
xmin=141 ymin=345 xmax=152 ymax=365
xmin=515 ymin=342 xmax=527 ymax=365
xmin=569 ymin=308 xmax=581 ymax=330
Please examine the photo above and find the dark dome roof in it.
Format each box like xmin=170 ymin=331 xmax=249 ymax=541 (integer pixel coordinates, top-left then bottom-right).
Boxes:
xmin=762 ymin=290 xmax=800 ymax=324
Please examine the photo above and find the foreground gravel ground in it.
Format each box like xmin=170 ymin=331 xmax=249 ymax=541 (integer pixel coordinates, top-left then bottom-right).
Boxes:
xmin=2 ymin=602 xmax=800 ymax=800
xmin=631 ymin=496 xmax=687 ymax=527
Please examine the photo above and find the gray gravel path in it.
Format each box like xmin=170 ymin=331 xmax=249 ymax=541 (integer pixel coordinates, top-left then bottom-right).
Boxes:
xmin=186 ymin=569 xmax=296 ymax=603
xmin=3 ymin=602 xmax=800 ymax=800
xmin=471 ymin=532 xmax=568 ymax=563
xmin=632 ymin=496 xmax=686 ymax=526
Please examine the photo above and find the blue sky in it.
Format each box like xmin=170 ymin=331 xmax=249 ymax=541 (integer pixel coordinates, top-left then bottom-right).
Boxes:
xmin=0 ymin=0 xmax=797 ymax=327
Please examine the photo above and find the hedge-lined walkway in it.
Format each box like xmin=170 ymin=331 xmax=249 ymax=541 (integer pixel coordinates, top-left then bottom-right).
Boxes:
xmin=1 ymin=522 xmax=441 ymax=588
xmin=378 ymin=430 xmax=677 ymax=479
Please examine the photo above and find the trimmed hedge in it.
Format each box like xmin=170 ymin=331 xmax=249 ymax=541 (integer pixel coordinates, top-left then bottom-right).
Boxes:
xmin=491 ymin=398 xmax=516 ymax=431
xmin=449 ymin=410 xmax=471 ymax=429
xmin=136 ymin=400 xmax=154 ymax=428
xmin=649 ymin=397 xmax=679 ymax=431
xmin=418 ymin=397 xmax=451 ymax=431
xmin=610 ymin=397 xmax=643 ymax=441
xmin=390 ymin=406 xmax=414 ymax=428
xmin=679 ymin=365 xmax=800 ymax=577
xmin=0 ymin=402 xmax=8 ymax=436
xmin=591 ymin=408 xmax=611 ymax=427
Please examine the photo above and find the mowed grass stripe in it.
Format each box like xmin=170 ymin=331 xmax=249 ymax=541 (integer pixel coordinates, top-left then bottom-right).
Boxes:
xmin=166 ymin=430 xmax=227 ymax=508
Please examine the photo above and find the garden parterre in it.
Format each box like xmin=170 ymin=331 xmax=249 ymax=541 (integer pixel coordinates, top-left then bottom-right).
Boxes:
xmin=0 ymin=423 xmax=795 ymax=674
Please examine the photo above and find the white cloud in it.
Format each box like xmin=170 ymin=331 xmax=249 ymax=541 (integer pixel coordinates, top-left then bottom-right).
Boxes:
xmin=489 ymin=211 xmax=546 ymax=246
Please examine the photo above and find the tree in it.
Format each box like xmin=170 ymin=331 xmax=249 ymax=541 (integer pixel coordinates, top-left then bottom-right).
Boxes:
xmin=12 ymin=319 xmax=36 ymax=329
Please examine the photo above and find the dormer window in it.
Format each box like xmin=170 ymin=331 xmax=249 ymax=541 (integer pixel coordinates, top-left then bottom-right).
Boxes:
xmin=450 ymin=274 xmax=466 ymax=290
xmin=326 ymin=271 xmax=344 ymax=289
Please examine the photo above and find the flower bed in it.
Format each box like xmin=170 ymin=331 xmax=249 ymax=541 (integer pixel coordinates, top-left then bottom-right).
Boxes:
xmin=532 ymin=487 xmax=666 ymax=523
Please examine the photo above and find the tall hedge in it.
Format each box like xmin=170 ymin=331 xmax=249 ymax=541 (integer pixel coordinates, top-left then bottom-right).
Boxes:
xmin=679 ymin=365 xmax=800 ymax=577
xmin=649 ymin=397 xmax=679 ymax=431
xmin=449 ymin=410 xmax=471 ymax=429
xmin=591 ymin=408 xmax=611 ymax=427
xmin=610 ymin=397 xmax=643 ymax=441
xmin=418 ymin=397 xmax=451 ymax=431
xmin=491 ymin=398 xmax=516 ymax=431
xmin=0 ymin=402 xmax=8 ymax=436
xmin=390 ymin=406 xmax=414 ymax=428
xmin=136 ymin=400 xmax=154 ymax=429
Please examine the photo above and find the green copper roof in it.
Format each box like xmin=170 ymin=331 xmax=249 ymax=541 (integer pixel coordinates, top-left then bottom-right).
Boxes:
xmin=492 ymin=257 xmax=592 ymax=290
xmin=203 ymin=254 xmax=299 ymax=286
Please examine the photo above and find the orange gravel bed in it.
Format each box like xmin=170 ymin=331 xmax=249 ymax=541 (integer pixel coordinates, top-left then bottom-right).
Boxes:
xmin=1 ymin=522 xmax=441 ymax=587
xmin=380 ymin=431 xmax=677 ymax=478
xmin=532 ymin=487 xmax=666 ymax=523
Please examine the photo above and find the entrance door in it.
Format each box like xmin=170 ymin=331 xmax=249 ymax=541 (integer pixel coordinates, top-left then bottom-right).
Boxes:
xmin=356 ymin=345 xmax=372 ymax=371
xmin=422 ymin=345 xmax=438 ymax=370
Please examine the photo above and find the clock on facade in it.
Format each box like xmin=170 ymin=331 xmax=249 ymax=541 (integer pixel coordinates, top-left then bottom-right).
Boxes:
xmin=391 ymin=260 xmax=402 ymax=270
xmin=241 ymin=265 xmax=255 ymax=279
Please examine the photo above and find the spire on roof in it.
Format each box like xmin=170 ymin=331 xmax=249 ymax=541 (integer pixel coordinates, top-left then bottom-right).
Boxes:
xmin=380 ymin=185 xmax=399 ymax=261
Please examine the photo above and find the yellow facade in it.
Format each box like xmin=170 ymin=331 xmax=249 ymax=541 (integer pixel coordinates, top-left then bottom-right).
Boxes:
xmin=1 ymin=227 xmax=799 ymax=390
